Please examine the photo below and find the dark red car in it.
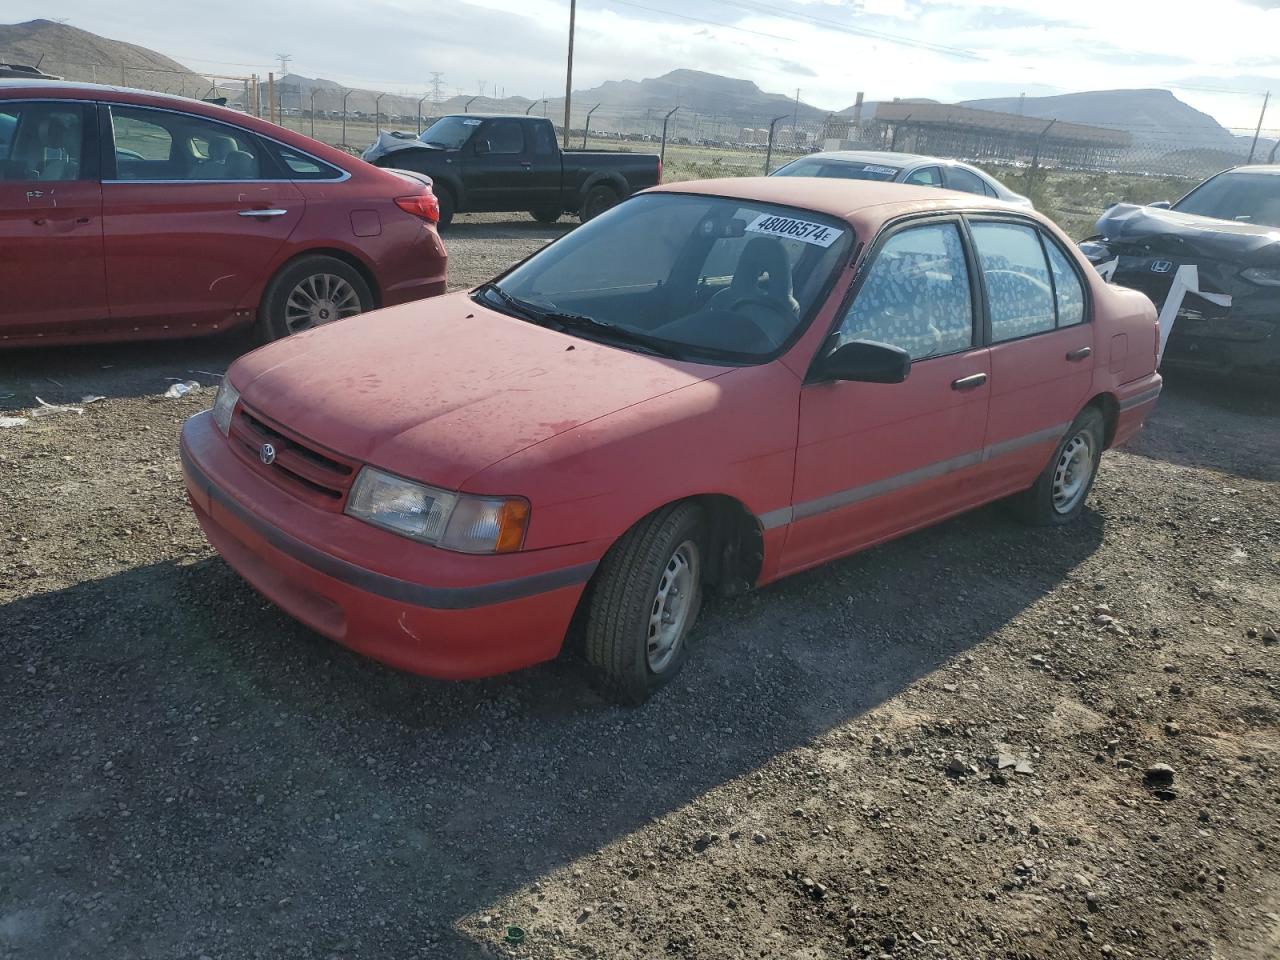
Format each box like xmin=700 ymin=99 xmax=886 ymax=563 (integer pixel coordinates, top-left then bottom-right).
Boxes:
xmin=0 ymin=80 xmax=446 ymax=347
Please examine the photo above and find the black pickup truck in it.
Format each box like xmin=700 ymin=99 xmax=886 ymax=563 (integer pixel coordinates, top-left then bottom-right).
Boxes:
xmin=361 ymin=115 xmax=661 ymax=228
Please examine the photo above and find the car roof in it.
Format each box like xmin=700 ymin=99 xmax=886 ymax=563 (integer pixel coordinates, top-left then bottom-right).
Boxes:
xmin=438 ymin=113 xmax=545 ymax=121
xmin=654 ymin=176 xmax=1033 ymax=228
xmin=1226 ymin=164 xmax=1280 ymax=175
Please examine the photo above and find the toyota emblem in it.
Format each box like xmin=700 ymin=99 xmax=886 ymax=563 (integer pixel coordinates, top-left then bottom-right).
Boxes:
xmin=259 ymin=442 xmax=276 ymax=465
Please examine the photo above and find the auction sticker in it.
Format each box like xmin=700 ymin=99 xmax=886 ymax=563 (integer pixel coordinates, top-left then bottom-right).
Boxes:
xmin=862 ymin=164 xmax=898 ymax=175
xmin=745 ymin=213 xmax=843 ymax=247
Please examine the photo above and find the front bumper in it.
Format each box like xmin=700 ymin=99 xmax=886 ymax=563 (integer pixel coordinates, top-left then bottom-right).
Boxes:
xmin=180 ymin=411 xmax=596 ymax=679
xmin=1108 ymin=257 xmax=1280 ymax=374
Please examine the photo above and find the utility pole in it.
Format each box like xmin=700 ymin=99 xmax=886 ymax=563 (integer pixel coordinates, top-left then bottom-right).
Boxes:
xmin=375 ymin=92 xmax=385 ymax=130
xmin=1247 ymin=91 xmax=1270 ymax=164
xmin=310 ymin=87 xmax=319 ymax=137
xmin=267 ymin=72 xmax=276 ymax=124
xmin=563 ymin=0 xmax=576 ymax=149
xmin=341 ymin=88 xmax=352 ymax=147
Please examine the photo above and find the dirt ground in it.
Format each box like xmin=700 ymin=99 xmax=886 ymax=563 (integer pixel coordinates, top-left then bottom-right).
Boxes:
xmin=2 ymin=215 xmax=1278 ymax=960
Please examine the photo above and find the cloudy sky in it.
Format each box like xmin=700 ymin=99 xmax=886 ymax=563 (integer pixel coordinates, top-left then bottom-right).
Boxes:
xmin=9 ymin=0 xmax=1279 ymax=128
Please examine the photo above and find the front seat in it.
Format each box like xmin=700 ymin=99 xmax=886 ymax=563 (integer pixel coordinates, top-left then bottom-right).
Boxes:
xmin=222 ymin=150 xmax=258 ymax=180
xmin=708 ymin=237 xmax=800 ymax=343
xmin=39 ymin=117 xmax=79 ymax=181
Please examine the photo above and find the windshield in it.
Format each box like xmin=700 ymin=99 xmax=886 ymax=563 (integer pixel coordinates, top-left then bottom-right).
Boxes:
xmin=1173 ymin=171 xmax=1280 ymax=228
xmin=419 ymin=115 xmax=482 ymax=149
xmin=773 ymin=158 xmax=901 ymax=182
xmin=479 ymin=193 xmax=853 ymax=363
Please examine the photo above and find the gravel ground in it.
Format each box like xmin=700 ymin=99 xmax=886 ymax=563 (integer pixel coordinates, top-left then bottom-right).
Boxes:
xmin=2 ymin=214 xmax=1278 ymax=960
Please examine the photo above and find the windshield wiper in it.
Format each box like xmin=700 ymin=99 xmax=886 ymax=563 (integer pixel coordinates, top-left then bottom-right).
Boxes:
xmin=474 ymin=284 xmax=679 ymax=358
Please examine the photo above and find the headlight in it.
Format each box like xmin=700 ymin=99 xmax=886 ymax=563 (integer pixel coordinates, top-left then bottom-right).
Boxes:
xmin=345 ymin=466 xmax=530 ymax=554
xmin=1241 ymin=266 xmax=1280 ymax=287
xmin=1078 ymin=239 xmax=1112 ymax=263
xmin=211 ymin=381 xmax=241 ymax=436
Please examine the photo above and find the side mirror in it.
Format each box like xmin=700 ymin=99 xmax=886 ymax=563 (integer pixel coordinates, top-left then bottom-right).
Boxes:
xmin=474 ymin=139 xmax=491 ymax=155
xmin=1147 ymin=200 xmax=1172 ymax=209
xmin=812 ymin=339 xmax=911 ymax=384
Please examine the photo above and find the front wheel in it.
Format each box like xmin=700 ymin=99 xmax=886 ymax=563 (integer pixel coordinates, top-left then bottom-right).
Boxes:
xmin=257 ymin=255 xmax=374 ymax=342
xmin=583 ymin=502 xmax=705 ymax=704
xmin=1008 ymin=407 xmax=1105 ymax=525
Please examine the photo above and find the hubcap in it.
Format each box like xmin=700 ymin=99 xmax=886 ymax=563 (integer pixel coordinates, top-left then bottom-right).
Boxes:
xmin=647 ymin=540 xmax=699 ymax=673
xmin=1052 ymin=431 xmax=1094 ymax=514
xmin=284 ymin=273 xmax=362 ymax=334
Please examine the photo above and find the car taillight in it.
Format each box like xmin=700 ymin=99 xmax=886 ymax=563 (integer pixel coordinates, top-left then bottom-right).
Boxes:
xmin=395 ymin=193 xmax=440 ymax=224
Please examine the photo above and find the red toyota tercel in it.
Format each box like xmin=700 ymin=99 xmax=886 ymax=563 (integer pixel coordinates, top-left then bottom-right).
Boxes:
xmin=0 ymin=80 xmax=445 ymax=346
xmin=181 ymin=178 xmax=1162 ymax=703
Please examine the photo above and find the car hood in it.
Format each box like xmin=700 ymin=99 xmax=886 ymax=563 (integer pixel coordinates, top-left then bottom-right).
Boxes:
xmin=231 ymin=293 xmax=729 ymax=490
xmin=360 ymin=131 xmax=442 ymax=164
xmin=1096 ymin=203 xmax=1280 ymax=266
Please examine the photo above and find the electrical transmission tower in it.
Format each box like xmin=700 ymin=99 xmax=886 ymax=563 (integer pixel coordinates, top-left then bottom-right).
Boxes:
xmin=276 ymin=53 xmax=292 ymax=77
xmin=429 ymin=72 xmax=444 ymax=103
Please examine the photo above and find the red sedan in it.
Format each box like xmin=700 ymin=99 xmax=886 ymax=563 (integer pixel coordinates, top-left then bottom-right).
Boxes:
xmin=181 ymin=178 xmax=1162 ymax=703
xmin=0 ymin=80 xmax=446 ymax=346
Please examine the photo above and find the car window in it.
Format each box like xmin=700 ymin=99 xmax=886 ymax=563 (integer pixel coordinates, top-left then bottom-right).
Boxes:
xmin=481 ymin=120 xmax=524 ymax=155
xmin=947 ymin=166 xmax=988 ymax=196
xmin=1042 ymin=237 xmax=1086 ymax=327
xmin=836 ymin=222 xmax=974 ymax=361
xmin=0 ymin=102 xmax=86 ymax=182
xmin=903 ymin=166 xmax=942 ymax=187
xmin=110 ymin=106 xmax=262 ymax=181
xmin=970 ymin=222 xmax=1056 ymax=342
xmin=773 ymin=158 xmax=900 ymax=181
xmin=419 ymin=115 xmax=481 ymax=149
xmin=1173 ymin=171 xmax=1280 ymax=227
xmin=267 ymin=143 xmax=344 ymax=180
xmin=530 ymin=122 xmax=557 ymax=155
xmin=491 ymin=193 xmax=853 ymax=363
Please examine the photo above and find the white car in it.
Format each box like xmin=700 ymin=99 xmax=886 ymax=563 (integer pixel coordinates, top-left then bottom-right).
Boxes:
xmin=772 ymin=150 xmax=1032 ymax=207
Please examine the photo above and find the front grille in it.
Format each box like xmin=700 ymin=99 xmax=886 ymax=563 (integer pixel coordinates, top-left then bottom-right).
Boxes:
xmin=229 ymin=404 xmax=358 ymax=509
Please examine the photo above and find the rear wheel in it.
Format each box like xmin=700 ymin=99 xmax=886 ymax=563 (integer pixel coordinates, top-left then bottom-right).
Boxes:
xmin=257 ymin=255 xmax=373 ymax=342
xmin=530 ymin=208 xmax=561 ymax=224
xmin=579 ymin=184 xmax=619 ymax=222
xmin=583 ymin=502 xmax=705 ymax=704
xmin=1009 ymin=407 xmax=1105 ymax=526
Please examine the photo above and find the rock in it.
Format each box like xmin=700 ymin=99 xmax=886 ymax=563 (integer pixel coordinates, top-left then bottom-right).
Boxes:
xmin=752 ymin=831 xmax=767 ymax=844
xmin=1085 ymin=891 xmax=1101 ymax=913
xmin=945 ymin=755 xmax=976 ymax=778
xmin=1163 ymin=721 xmax=1181 ymax=735
xmin=1093 ymin=603 xmax=1112 ymax=615
xmin=1144 ymin=763 xmax=1175 ymax=785
xmin=1014 ymin=760 xmax=1035 ymax=776
xmin=1094 ymin=614 xmax=1115 ymax=626
xmin=1262 ymin=628 xmax=1278 ymax=646
xmin=941 ymin=683 xmax=958 ymax=693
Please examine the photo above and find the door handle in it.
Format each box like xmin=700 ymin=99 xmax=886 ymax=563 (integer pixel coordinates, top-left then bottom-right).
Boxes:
xmin=520 ymin=161 xmax=532 ymax=170
xmin=238 ymin=208 xmax=289 ymax=217
xmin=1065 ymin=346 xmax=1092 ymax=362
xmin=951 ymin=373 xmax=988 ymax=391
xmin=26 ymin=190 xmax=43 ymax=200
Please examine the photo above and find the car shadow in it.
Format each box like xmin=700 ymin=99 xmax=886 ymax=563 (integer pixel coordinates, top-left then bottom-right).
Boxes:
xmin=1121 ymin=369 xmax=1280 ymax=482
xmin=1 ymin=502 xmax=1104 ymax=959
xmin=0 ymin=336 xmax=246 ymax=411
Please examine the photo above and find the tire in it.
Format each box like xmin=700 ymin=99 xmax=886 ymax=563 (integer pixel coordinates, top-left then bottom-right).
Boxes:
xmin=257 ymin=255 xmax=374 ymax=343
xmin=530 ymin=208 xmax=561 ymax=224
xmin=583 ymin=502 xmax=706 ymax=704
xmin=1008 ymin=407 xmax=1106 ymax=526
xmin=434 ymin=187 xmax=455 ymax=229
xmin=579 ymin=184 xmax=619 ymax=223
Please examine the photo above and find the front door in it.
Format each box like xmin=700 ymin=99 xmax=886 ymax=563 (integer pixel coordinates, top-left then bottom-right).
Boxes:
xmin=0 ymin=99 xmax=107 ymax=340
xmin=781 ymin=218 xmax=992 ymax=575
xmin=966 ymin=219 xmax=1096 ymax=493
xmin=100 ymin=103 xmax=303 ymax=332
xmin=463 ymin=118 xmax=529 ymax=211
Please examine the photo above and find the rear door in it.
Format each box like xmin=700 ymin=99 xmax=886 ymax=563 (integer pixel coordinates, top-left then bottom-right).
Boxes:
xmin=781 ymin=217 xmax=992 ymax=575
xmin=967 ymin=218 xmax=1095 ymax=495
xmin=0 ymin=99 xmax=107 ymax=340
xmin=100 ymin=103 xmax=304 ymax=332
xmin=523 ymin=120 xmax=564 ymax=211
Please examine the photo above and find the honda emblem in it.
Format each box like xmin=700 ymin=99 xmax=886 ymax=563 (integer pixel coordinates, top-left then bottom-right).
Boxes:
xmin=1150 ymin=260 xmax=1173 ymax=274
xmin=259 ymin=442 xmax=276 ymax=465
